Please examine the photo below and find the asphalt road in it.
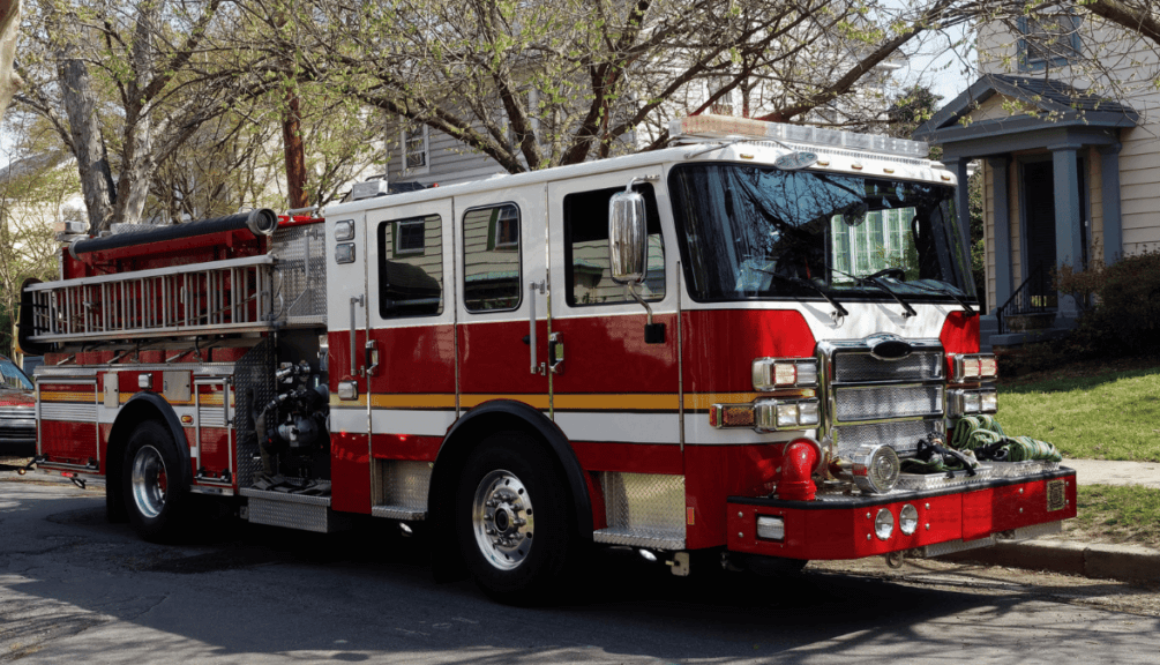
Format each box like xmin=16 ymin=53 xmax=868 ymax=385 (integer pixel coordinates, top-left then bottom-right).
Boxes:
xmin=2 ymin=475 xmax=1159 ymax=665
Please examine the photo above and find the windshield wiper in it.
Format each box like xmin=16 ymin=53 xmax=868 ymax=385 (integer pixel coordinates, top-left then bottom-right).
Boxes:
xmin=756 ymin=269 xmax=849 ymax=318
xmin=856 ymin=275 xmax=918 ymax=318
xmin=902 ymin=281 xmax=977 ymax=318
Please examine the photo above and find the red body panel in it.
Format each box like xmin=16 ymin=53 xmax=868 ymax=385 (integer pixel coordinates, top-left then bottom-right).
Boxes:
xmin=39 ymin=420 xmax=97 ymax=465
xmin=682 ymin=309 xmax=816 ymax=395
xmin=331 ymin=432 xmax=371 ymax=514
xmin=367 ymin=324 xmax=456 ymax=394
xmin=571 ymin=441 xmax=682 ymax=474
xmin=458 ymin=320 xmax=548 ymax=396
xmin=551 ymin=312 xmax=678 ymax=395
xmin=371 ymin=434 xmax=442 ymax=462
xmin=727 ymin=473 xmax=1077 ymax=559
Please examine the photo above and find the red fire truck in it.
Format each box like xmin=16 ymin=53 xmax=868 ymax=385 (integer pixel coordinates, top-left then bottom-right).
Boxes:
xmin=20 ymin=115 xmax=1075 ymax=602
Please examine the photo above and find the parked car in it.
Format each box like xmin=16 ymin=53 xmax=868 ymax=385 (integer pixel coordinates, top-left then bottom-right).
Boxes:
xmin=0 ymin=354 xmax=35 ymax=457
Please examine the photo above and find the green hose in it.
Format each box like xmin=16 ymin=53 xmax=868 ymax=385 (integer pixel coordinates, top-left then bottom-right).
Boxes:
xmin=950 ymin=417 xmax=1062 ymax=463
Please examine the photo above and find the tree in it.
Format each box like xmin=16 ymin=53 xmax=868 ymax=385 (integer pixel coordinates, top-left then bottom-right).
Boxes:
xmin=270 ymin=0 xmax=972 ymax=174
xmin=0 ymin=0 xmax=21 ymax=122
xmin=14 ymin=0 xmax=281 ymax=233
xmin=0 ymin=116 xmax=77 ymax=355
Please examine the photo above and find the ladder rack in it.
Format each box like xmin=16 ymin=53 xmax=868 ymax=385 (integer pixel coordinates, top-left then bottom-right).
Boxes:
xmin=25 ymin=255 xmax=277 ymax=343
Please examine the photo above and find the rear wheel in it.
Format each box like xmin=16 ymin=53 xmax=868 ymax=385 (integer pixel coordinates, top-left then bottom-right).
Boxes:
xmin=122 ymin=420 xmax=188 ymax=541
xmin=455 ymin=432 xmax=576 ymax=605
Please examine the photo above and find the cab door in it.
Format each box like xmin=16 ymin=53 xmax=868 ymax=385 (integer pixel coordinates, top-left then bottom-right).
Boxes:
xmin=364 ymin=198 xmax=455 ymax=517
xmin=325 ymin=210 xmax=370 ymax=513
xmin=456 ymin=184 xmax=550 ymax=414
xmin=545 ymin=168 xmax=681 ymax=476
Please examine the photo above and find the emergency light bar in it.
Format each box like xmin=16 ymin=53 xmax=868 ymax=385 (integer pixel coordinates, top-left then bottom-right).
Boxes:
xmin=669 ymin=114 xmax=930 ymax=160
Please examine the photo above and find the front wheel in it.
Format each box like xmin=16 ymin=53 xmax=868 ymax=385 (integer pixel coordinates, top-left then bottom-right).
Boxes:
xmin=122 ymin=420 xmax=188 ymax=542
xmin=455 ymin=432 xmax=576 ymax=604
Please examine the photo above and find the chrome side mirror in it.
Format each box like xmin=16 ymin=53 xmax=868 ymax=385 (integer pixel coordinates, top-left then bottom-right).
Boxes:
xmin=608 ymin=184 xmax=648 ymax=284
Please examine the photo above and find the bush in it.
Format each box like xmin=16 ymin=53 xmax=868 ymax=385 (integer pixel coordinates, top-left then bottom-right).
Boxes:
xmin=1057 ymin=249 xmax=1160 ymax=357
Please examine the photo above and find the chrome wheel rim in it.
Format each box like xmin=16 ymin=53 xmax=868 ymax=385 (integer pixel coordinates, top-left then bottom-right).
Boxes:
xmin=130 ymin=445 xmax=167 ymax=519
xmin=471 ymin=469 xmax=534 ymax=571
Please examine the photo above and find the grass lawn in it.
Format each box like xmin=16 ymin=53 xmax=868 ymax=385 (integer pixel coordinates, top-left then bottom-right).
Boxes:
xmin=997 ymin=359 xmax=1160 ymax=462
xmin=1069 ymin=485 xmax=1160 ymax=548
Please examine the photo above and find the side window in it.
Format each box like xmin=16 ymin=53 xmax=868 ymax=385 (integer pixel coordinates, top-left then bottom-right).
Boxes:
xmin=377 ymin=215 xmax=443 ymax=318
xmin=564 ymin=184 xmax=665 ymax=307
xmin=1018 ymin=14 xmax=1081 ymax=71
xmin=464 ymin=204 xmax=521 ymax=312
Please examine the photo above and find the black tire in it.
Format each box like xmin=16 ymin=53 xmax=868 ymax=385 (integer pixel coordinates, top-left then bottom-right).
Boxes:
xmin=122 ymin=420 xmax=189 ymax=542
xmin=455 ymin=431 xmax=577 ymax=605
xmin=105 ymin=480 xmax=129 ymax=524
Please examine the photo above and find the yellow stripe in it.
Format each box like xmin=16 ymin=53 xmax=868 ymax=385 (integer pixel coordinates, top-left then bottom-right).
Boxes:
xmin=370 ymin=394 xmax=456 ymax=409
xmin=39 ymin=391 xmax=96 ymax=402
xmin=330 ymin=394 xmax=368 ymax=408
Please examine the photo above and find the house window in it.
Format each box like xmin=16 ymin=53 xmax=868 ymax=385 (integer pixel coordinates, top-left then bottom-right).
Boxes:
xmin=464 ymin=204 xmax=521 ymax=312
xmin=1019 ymin=14 xmax=1081 ymax=71
xmin=401 ymin=122 xmax=429 ymax=174
xmin=395 ymin=220 xmax=425 ymax=255
xmin=377 ymin=215 xmax=443 ymax=318
xmin=563 ymin=184 xmax=665 ymax=307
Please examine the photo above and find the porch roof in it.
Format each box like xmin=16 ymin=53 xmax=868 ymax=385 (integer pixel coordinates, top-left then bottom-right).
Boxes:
xmin=913 ymin=74 xmax=1138 ymax=159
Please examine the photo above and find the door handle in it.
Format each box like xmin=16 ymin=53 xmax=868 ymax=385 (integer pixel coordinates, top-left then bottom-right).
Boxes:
xmin=528 ymin=280 xmax=546 ymax=375
xmin=349 ymin=295 xmax=364 ymax=376
xmin=365 ymin=339 xmax=379 ymax=377
xmin=548 ymin=332 xmax=564 ymax=375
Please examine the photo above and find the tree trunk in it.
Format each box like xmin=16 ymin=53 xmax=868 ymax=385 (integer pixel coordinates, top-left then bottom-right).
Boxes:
xmin=57 ymin=55 xmax=115 ymax=233
xmin=283 ymin=89 xmax=308 ymax=209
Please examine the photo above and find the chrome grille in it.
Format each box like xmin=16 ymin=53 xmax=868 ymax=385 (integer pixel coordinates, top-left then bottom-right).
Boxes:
xmin=833 ymin=420 xmax=942 ymax=457
xmin=833 ymin=385 xmax=943 ymax=422
xmin=833 ymin=351 xmax=943 ymax=383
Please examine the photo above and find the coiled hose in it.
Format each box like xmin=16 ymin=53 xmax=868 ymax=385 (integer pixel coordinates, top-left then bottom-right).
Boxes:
xmin=951 ymin=416 xmax=1062 ymax=463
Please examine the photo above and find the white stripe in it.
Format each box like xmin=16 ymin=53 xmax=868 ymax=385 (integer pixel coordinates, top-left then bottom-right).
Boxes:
xmin=370 ymin=409 xmax=456 ymax=437
xmin=331 ymin=407 xmax=368 ymax=434
xmin=553 ymin=412 xmax=679 ymax=444
xmin=684 ymin=300 xmax=960 ymax=343
xmin=684 ymin=418 xmax=816 ymax=446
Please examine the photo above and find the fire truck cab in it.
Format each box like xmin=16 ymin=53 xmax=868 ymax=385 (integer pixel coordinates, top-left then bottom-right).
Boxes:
xmin=21 ymin=115 xmax=1075 ymax=603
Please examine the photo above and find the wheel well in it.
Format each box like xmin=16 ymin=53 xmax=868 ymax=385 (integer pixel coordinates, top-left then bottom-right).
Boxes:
xmin=429 ymin=403 xmax=594 ymax=569
xmin=106 ymin=396 xmax=190 ymax=501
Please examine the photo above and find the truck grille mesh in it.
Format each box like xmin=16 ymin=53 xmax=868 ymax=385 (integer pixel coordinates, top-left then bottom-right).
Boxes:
xmin=833 ymin=420 xmax=942 ymax=458
xmin=832 ymin=351 xmax=943 ymax=383
xmin=833 ymin=385 xmax=943 ymax=422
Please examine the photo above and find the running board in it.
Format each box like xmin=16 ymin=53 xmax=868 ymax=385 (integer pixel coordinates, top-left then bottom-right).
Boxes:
xmin=240 ymin=487 xmax=351 ymax=533
xmin=371 ymin=505 xmax=427 ymax=521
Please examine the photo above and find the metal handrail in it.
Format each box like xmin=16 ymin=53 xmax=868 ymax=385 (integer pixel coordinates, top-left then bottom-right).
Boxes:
xmin=996 ymin=263 xmax=1056 ymax=335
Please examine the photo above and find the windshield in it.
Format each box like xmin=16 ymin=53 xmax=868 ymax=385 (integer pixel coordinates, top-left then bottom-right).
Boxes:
xmin=0 ymin=358 xmax=33 ymax=390
xmin=668 ymin=163 xmax=975 ymax=304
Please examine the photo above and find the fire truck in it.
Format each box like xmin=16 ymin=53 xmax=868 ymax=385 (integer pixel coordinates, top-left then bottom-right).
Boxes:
xmin=19 ymin=115 xmax=1075 ymax=603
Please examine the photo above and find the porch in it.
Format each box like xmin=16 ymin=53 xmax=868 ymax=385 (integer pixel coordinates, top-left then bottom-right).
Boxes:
xmin=914 ymin=74 xmax=1138 ymax=349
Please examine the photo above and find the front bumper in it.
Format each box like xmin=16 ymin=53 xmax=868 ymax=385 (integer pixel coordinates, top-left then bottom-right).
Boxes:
xmin=727 ymin=467 xmax=1076 ymax=560
xmin=0 ymin=415 xmax=36 ymax=456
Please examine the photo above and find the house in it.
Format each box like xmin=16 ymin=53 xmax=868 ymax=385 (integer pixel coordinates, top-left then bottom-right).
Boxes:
xmin=914 ymin=9 xmax=1158 ymax=348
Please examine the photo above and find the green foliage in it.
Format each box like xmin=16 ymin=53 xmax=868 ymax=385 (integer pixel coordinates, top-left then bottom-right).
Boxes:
xmin=1057 ymin=249 xmax=1160 ymax=357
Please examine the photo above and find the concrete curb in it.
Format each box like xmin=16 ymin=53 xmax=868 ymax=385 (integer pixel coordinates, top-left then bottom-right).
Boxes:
xmin=944 ymin=539 xmax=1160 ymax=583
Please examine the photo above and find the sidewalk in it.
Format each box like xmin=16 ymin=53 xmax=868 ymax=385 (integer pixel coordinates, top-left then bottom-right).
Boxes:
xmin=946 ymin=459 xmax=1160 ymax=583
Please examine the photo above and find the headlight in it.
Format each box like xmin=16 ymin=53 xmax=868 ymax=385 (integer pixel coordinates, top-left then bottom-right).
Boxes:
xmin=953 ymin=353 xmax=998 ymax=382
xmin=753 ymin=358 xmax=819 ymax=390
xmin=874 ymin=508 xmax=895 ymax=540
xmin=899 ymin=504 xmax=919 ymax=535
xmin=949 ymin=387 xmax=998 ymax=417
xmin=851 ymin=444 xmax=900 ymax=494
xmin=754 ymin=398 xmax=821 ymax=432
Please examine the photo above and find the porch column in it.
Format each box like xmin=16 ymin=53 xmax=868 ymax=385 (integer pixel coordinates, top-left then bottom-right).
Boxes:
xmin=987 ymin=157 xmax=1012 ymax=309
xmin=1050 ymin=143 xmax=1084 ymax=324
xmin=1099 ymin=142 xmax=1124 ymax=265
xmin=945 ymin=157 xmax=972 ymax=257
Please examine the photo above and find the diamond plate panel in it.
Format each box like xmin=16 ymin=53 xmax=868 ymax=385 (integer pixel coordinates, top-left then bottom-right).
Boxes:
xmin=40 ymin=403 xmax=98 ymax=421
xmin=271 ymin=224 xmax=327 ymax=326
xmin=377 ymin=460 xmax=432 ymax=513
xmin=987 ymin=461 xmax=1062 ymax=478
xmin=833 ymin=419 xmax=942 ymax=457
xmin=600 ymin=472 xmax=685 ymax=547
xmin=895 ymin=466 xmax=994 ymax=491
xmin=246 ymin=496 xmax=348 ymax=533
xmin=834 ymin=384 xmax=943 ymax=422
xmin=234 ymin=339 xmax=274 ymax=486
xmin=833 ymin=351 xmax=943 ymax=383
xmin=917 ymin=535 xmax=995 ymax=559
